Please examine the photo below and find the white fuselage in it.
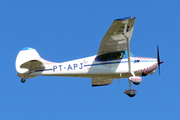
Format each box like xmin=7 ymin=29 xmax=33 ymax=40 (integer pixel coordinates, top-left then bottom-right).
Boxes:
xmin=30 ymin=55 xmax=158 ymax=79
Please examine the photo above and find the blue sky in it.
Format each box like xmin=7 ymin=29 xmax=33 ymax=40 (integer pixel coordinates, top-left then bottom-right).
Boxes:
xmin=0 ymin=0 xmax=180 ymax=119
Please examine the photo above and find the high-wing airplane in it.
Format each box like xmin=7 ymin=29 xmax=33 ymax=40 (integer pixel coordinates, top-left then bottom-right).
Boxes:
xmin=15 ymin=17 xmax=163 ymax=97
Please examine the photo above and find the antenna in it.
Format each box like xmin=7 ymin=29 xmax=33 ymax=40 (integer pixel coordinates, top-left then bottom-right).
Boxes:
xmin=81 ymin=50 xmax=85 ymax=58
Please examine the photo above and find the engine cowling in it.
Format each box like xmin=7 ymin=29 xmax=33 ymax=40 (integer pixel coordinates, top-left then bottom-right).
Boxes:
xmin=129 ymin=76 xmax=142 ymax=85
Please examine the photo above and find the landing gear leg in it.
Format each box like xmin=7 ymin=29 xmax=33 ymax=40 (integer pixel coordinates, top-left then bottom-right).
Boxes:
xmin=20 ymin=73 xmax=30 ymax=83
xmin=129 ymin=80 xmax=132 ymax=91
xmin=124 ymin=79 xmax=137 ymax=97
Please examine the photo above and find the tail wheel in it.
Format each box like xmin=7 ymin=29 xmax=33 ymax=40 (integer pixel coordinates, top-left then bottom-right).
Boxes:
xmin=21 ymin=78 xmax=26 ymax=83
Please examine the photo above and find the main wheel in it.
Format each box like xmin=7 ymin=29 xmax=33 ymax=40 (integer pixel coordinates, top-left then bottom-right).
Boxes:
xmin=124 ymin=89 xmax=137 ymax=97
xmin=127 ymin=92 xmax=136 ymax=97
xmin=133 ymin=82 xmax=140 ymax=85
xmin=21 ymin=78 xmax=26 ymax=83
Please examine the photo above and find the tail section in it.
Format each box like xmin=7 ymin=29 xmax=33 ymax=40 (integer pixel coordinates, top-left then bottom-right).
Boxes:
xmin=15 ymin=47 xmax=48 ymax=79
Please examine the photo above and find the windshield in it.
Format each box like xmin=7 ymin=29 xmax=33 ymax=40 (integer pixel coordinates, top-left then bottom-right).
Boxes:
xmin=124 ymin=50 xmax=135 ymax=58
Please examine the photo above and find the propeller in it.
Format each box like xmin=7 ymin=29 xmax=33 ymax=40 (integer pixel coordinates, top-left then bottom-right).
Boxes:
xmin=157 ymin=45 xmax=163 ymax=78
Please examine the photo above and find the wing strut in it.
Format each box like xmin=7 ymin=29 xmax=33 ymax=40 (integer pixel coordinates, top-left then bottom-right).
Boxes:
xmin=122 ymin=33 xmax=131 ymax=73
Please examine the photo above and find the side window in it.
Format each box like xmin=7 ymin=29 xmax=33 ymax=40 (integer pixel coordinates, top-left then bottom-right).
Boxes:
xmin=98 ymin=54 xmax=109 ymax=61
xmin=110 ymin=52 xmax=124 ymax=60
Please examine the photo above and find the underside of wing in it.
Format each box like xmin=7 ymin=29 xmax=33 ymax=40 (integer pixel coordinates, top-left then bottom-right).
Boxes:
xmin=20 ymin=60 xmax=45 ymax=71
xmin=91 ymin=78 xmax=114 ymax=86
xmin=98 ymin=17 xmax=136 ymax=55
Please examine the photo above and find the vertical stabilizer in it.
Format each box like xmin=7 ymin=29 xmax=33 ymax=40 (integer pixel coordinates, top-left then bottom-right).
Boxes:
xmin=15 ymin=47 xmax=41 ymax=74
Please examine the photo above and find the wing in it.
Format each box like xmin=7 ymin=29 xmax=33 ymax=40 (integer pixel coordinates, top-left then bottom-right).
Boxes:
xmin=91 ymin=78 xmax=114 ymax=86
xmin=98 ymin=17 xmax=136 ymax=55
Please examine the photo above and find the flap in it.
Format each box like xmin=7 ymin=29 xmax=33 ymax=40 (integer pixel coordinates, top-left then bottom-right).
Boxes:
xmin=91 ymin=78 xmax=114 ymax=86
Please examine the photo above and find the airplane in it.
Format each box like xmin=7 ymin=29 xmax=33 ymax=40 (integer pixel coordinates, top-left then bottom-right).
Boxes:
xmin=15 ymin=17 xmax=163 ymax=97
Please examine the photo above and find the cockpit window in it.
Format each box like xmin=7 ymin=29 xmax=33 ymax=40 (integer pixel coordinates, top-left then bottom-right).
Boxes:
xmin=109 ymin=52 xmax=124 ymax=60
xmin=96 ymin=51 xmax=134 ymax=61
xmin=98 ymin=54 xmax=108 ymax=61
xmin=96 ymin=52 xmax=125 ymax=61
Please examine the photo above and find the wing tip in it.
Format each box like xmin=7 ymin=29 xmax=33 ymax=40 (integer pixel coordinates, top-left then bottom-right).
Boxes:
xmin=115 ymin=16 xmax=136 ymax=21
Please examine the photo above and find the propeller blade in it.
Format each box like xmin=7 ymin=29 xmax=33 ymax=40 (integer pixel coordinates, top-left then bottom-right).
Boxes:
xmin=157 ymin=45 xmax=163 ymax=78
xmin=157 ymin=45 xmax=160 ymax=64
xmin=157 ymin=45 xmax=160 ymax=77
xmin=158 ymin=63 xmax=161 ymax=78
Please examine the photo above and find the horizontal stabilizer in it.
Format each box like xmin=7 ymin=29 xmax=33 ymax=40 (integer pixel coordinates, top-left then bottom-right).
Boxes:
xmin=20 ymin=60 xmax=45 ymax=70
